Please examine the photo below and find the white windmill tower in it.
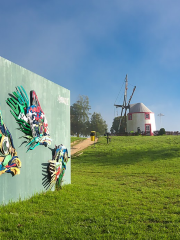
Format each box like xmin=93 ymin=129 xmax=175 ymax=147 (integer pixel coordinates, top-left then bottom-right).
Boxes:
xmin=114 ymin=75 xmax=156 ymax=135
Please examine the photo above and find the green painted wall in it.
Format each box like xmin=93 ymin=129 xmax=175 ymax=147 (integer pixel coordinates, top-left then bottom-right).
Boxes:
xmin=0 ymin=56 xmax=71 ymax=205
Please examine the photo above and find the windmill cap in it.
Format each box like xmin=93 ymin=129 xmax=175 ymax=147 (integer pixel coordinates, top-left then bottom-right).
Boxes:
xmin=129 ymin=103 xmax=152 ymax=113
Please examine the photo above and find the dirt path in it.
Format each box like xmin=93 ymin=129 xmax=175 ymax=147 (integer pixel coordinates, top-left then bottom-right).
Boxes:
xmin=71 ymin=138 xmax=98 ymax=155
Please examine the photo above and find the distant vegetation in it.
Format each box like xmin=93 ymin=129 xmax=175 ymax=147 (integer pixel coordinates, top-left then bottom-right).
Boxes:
xmin=159 ymin=127 xmax=166 ymax=135
xmin=71 ymin=136 xmax=86 ymax=143
xmin=1 ymin=135 xmax=180 ymax=239
xmin=110 ymin=115 xmax=127 ymax=134
xmin=71 ymin=95 xmax=107 ymax=137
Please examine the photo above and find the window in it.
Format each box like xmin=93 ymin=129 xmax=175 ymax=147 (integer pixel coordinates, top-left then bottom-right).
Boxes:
xmin=145 ymin=113 xmax=150 ymax=119
xmin=128 ymin=113 xmax=132 ymax=120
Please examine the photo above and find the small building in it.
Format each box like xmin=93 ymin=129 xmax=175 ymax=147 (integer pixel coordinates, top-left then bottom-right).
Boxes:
xmin=127 ymin=103 xmax=156 ymax=135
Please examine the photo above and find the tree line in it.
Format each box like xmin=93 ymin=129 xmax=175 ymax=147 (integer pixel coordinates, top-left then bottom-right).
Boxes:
xmin=71 ymin=95 xmax=108 ymax=137
xmin=110 ymin=116 xmax=126 ymax=134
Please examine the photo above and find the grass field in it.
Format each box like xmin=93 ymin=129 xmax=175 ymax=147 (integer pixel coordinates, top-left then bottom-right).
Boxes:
xmin=1 ymin=136 xmax=180 ymax=239
xmin=71 ymin=136 xmax=86 ymax=144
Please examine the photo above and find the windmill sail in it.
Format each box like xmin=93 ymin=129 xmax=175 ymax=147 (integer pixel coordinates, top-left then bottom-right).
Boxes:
xmin=114 ymin=75 xmax=136 ymax=133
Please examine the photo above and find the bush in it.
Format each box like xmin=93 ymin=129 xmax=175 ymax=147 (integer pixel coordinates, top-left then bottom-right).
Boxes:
xmin=96 ymin=132 xmax=101 ymax=138
xmin=159 ymin=128 xmax=166 ymax=135
xmin=135 ymin=131 xmax=141 ymax=136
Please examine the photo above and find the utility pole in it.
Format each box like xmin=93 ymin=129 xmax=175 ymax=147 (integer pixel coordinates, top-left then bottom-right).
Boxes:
xmin=157 ymin=113 xmax=164 ymax=129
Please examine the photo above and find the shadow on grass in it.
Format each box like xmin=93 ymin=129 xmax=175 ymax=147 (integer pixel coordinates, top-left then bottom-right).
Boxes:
xmin=72 ymin=146 xmax=180 ymax=166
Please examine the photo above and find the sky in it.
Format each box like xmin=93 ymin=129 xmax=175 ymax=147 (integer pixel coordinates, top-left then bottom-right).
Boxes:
xmin=0 ymin=0 xmax=180 ymax=131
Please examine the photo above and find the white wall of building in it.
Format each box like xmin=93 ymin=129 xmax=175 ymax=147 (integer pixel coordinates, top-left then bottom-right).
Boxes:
xmin=127 ymin=112 xmax=156 ymax=134
xmin=149 ymin=113 xmax=156 ymax=133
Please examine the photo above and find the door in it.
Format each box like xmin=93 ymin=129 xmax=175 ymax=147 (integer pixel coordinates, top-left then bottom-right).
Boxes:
xmin=145 ymin=124 xmax=151 ymax=135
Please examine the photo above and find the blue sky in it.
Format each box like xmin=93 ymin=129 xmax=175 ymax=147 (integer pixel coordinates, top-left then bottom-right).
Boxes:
xmin=0 ymin=0 xmax=180 ymax=131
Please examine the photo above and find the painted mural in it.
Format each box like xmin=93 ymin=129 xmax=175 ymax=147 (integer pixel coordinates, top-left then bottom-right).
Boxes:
xmin=6 ymin=86 xmax=52 ymax=151
xmin=0 ymin=110 xmax=21 ymax=176
xmin=48 ymin=144 xmax=69 ymax=189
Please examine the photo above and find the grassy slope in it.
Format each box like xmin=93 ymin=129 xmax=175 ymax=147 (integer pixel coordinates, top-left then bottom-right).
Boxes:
xmin=71 ymin=136 xmax=86 ymax=143
xmin=1 ymin=136 xmax=180 ymax=239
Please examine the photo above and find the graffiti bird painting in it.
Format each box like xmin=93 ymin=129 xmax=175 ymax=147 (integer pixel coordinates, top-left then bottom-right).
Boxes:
xmin=6 ymin=86 xmax=52 ymax=151
xmin=48 ymin=144 xmax=69 ymax=189
xmin=0 ymin=110 xmax=21 ymax=176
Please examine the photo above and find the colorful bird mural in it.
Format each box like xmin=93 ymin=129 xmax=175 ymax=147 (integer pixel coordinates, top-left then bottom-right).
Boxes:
xmin=6 ymin=86 xmax=52 ymax=151
xmin=0 ymin=110 xmax=21 ymax=176
xmin=48 ymin=144 xmax=69 ymax=189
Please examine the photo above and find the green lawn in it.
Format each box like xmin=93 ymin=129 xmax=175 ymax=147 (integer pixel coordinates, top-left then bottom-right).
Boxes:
xmin=71 ymin=136 xmax=86 ymax=143
xmin=1 ymin=136 xmax=180 ymax=239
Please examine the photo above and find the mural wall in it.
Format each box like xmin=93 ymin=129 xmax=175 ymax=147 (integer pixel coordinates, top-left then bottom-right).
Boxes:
xmin=7 ymin=86 xmax=52 ymax=151
xmin=0 ymin=56 xmax=71 ymax=205
xmin=0 ymin=110 xmax=21 ymax=176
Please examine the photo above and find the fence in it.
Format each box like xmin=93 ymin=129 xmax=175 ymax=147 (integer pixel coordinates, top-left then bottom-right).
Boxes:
xmin=153 ymin=131 xmax=180 ymax=136
xmin=113 ymin=131 xmax=180 ymax=136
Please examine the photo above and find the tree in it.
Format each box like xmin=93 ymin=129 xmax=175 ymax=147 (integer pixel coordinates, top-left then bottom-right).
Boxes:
xmin=159 ymin=128 xmax=165 ymax=135
xmin=111 ymin=116 xmax=127 ymax=134
xmin=71 ymin=95 xmax=91 ymax=137
xmin=90 ymin=112 xmax=108 ymax=135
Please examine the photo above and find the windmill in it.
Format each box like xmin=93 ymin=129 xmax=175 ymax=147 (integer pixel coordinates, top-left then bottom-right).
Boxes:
xmin=114 ymin=74 xmax=136 ymax=132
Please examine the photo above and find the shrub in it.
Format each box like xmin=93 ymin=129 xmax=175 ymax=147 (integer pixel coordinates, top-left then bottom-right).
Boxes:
xmin=96 ymin=132 xmax=101 ymax=138
xmin=159 ymin=128 xmax=166 ymax=135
